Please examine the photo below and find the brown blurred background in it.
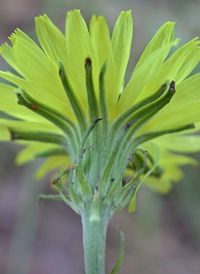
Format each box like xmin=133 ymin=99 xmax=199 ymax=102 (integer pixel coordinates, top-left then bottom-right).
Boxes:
xmin=1 ymin=0 xmax=200 ymax=273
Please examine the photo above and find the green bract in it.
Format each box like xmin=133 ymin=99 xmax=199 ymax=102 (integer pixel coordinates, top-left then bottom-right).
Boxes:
xmin=0 ymin=10 xmax=200 ymax=214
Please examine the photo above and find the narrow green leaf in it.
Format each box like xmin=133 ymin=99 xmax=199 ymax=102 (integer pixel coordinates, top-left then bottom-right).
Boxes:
xmin=110 ymin=229 xmax=125 ymax=274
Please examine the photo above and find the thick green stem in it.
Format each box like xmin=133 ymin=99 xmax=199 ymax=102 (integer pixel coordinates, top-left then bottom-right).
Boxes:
xmin=81 ymin=211 xmax=109 ymax=274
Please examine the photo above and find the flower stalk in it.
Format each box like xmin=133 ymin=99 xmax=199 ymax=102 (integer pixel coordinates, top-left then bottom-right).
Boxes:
xmin=81 ymin=202 xmax=109 ymax=274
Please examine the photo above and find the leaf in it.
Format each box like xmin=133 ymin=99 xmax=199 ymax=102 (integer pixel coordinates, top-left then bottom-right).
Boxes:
xmin=110 ymin=229 xmax=125 ymax=274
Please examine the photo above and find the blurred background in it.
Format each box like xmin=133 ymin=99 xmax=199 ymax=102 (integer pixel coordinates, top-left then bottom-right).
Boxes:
xmin=0 ymin=0 xmax=200 ymax=273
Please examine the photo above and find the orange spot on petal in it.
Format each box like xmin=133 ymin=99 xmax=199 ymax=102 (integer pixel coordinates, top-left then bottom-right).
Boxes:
xmin=31 ymin=104 xmax=37 ymax=110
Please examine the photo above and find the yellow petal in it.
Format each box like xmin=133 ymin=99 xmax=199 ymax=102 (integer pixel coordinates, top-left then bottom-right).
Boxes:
xmin=0 ymin=71 xmax=74 ymax=119
xmin=0 ymin=119 xmax=61 ymax=141
xmin=0 ymin=125 xmax=10 ymax=141
xmin=65 ymin=10 xmax=96 ymax=108
xmin=160 ymin=150 xmax=198 ymax=166
xmin=10 ymin=32 xmax=67 ymax=103
xmin=0 ymin=43 xmax=20 ymax=74
xmin=144 ymin=176 xmax=172 ymax=194
xmin=89 ymin=15 xmax=118 ymax=119
xmin=110 ymin=11 xmax=133 ymax=118
xmin=117 ymin=40 xmax=179 ymax=113
xmin=117 ymin=21 xmax=176 ymax=113
xmin=135 ymin=22 xmax=175 ymax=71
xmin=0 ymin=83 xmax=47 ymax=122
xmin=90 ymin=15 xmax=112 ymax=68
xmin=137 ymin=39 xmax=200 ymax=102
xmin=35 ymin=155 xmax=70 ymax=179
xmin=35 ymin=14 xmax=68 ymax=67
xmin=155 ymin=134 xmax=200 ymax=153
xmin=15 ymin=143 xmax=62 ymax=165
xmin=143 ymin=73 xmax=200 ymax=130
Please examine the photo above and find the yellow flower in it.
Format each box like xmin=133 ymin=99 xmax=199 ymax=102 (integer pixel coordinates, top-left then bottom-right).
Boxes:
xmin=0 ymin=10 xmax=200 ymax=213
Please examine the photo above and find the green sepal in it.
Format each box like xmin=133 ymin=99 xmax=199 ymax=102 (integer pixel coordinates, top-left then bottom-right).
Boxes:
xmin=109 ymin=82 xmax=168 ymax=148
xmin=103 ymin=156 xmax=133 ymax=206
xmin=121 ymin=81 xmax=176 ymax=161
xmin=58 ymin=189 xmax=81 ymax=214
xmin=39 ymin=192 xmax=80 ymax=214
xmin=111 ymin=151 xmax=147 ymax=208
xmin=132 ymin=123 xmax=195 ymax=149
xmin=54 ymin=168 xmax=70 ymax=191
xmin=128 ymin=143 xmax=160 ymax=212
xmin=89 ymin=189 xmax=100 ymax=222
xmin=85 ymin=58 xmax=101 ymax=188
xmin=68 ymin=186 xmax=84 ymax=212
xmin=80 ymin=118 xmax=103 ymax=150
xmin=124 ymin=80 xmax=175 ymax=140
xmin=125 ymin=80 xmax=175 ymax=126
xmin=39 ymin=194 xmax=63 ymax=201
xmin=59 ymin=60 xmax=87 ymax=135
xmin=16 ymin=88 xmax=78 ymax=157
xmin=85 ymin=58 xmax=99 ymax=121
xmin=99 ymin=61 xmax=110 ymax=169
xmin=77 ymin=159 xmax=93 ymax=201
xmin=77 ymin=142 xmax=93 ymax=201
xmin=35 ymin=148 xmax=68 ymax=158
xmin=109 ymin=187 xmax=134 ymax=217
xmin=9 ymin=128 xmax=68 ymax=147
xmin=99 ymin=121 xmax=135 ymax=197
xmin=110 ymin=229 xmax=125 ymax=274
xmin=20 ymin=88 xmax=78 ymax=132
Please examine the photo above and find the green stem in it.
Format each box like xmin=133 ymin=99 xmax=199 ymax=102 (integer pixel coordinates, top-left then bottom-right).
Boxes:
xmin=81 ymin=210 xmax=109 ymax=274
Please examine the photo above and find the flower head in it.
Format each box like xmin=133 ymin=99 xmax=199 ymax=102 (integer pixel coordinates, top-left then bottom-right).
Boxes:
xmin=1 ymin=10 xmax=200 ymax=213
